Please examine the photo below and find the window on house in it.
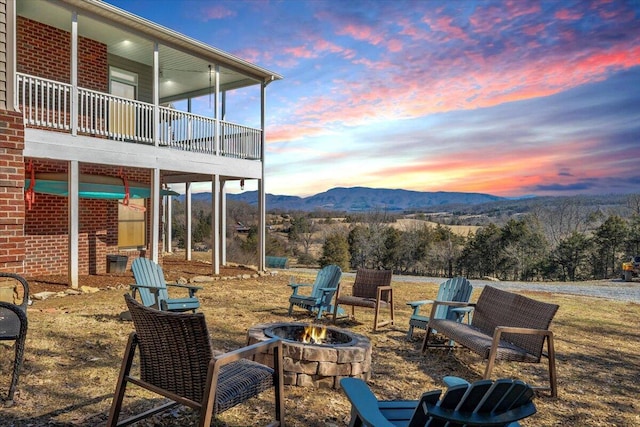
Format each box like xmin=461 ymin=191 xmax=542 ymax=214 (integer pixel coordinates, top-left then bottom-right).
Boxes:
xmin=118 ymin=199 xmax=146 ymax=248
xmin=110 ymin=67 xmax=138 ymax=99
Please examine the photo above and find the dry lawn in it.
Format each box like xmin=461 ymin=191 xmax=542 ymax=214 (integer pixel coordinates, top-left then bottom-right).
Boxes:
xmin=1 ymin=257 xmax=639 ymax=426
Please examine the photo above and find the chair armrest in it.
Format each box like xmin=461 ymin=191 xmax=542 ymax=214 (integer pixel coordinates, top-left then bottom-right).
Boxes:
xmin=289 ymin=283 xmax=311 ymax=297
xmin=340 ymin=378 xmax=397 ymax=427
xmin=494 ymin=326 xmax=554 ymax=337
xmin=376 ymin=285 xmax=393 ymax=303
xmin=288 ymin=283 xmax=311 ymax=289
xmin=428 ymin=300 xmax=475 ymax=320
xmin=213 ymin=337 xmax=283 ymax=367
xmin=407 ymin=299 xmax=434 ymax=308
xmin=407 ymin=299 xmax=434 ymax=316
xmin=450 ymin=306 xmax=474 ymax=323
xmin=167 ymin=283 xmax=203 ymax=291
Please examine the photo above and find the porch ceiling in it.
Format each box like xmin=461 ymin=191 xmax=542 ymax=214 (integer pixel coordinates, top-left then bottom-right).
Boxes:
xmin=17 ymin=0 xmax=281 ymax=101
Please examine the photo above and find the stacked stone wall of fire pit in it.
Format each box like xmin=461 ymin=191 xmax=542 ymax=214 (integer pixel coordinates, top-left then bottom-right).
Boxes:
xmin=247 ymin=322 xmax=372 ymax=389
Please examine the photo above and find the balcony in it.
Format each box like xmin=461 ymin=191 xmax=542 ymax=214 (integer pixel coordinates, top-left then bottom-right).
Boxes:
xmin=16 ymin=73 xmax=262 ymax=160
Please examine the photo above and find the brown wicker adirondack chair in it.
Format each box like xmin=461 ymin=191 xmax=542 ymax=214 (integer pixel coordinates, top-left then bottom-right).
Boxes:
xmin=333 ymin=268 xmax=394 ymax=331
xmin=107 ymin=294 xmax=285 ymax=426
xmin=0 ymin=272 xmax=29 ymax=402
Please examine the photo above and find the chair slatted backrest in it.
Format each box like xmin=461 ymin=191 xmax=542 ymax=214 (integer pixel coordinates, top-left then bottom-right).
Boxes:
xmin=410 ymin=379 xmax=536 ymax=427
xmin=352 ymin=269 xmax=392 ymax=301
xmin=433 ymin=277 xmax=473 ymax=320
xmin=310 ymin=265 xmax=342 ymax=305
xmin=472 ymin=286 xmax=559 ymax=359
xmin=131 ymin=257 xmax=170 ymax=307
xmin=124 ymin=294 xmax=212 ymax=403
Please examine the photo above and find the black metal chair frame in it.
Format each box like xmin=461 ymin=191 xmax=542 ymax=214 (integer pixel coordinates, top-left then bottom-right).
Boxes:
xmin=0 ymin=272 xmax=29 ymax=402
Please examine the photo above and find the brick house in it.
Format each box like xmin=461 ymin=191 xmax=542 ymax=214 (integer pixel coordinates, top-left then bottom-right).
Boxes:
xmin=0 ymin=0 xmax=281 ymax=286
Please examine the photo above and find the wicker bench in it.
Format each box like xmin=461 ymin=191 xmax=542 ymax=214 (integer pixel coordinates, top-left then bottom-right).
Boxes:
xmin=266 ymin=256 xmax=289 ymax=269
xmin=422 ymin=285 xmax=559 ymax=397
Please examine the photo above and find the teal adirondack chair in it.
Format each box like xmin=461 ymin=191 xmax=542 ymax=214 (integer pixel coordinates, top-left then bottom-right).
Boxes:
xmin=340 ymin=376 xmax=536 ymax=427
xmin=288 ymin=265 xmax=342 ymax=319
xmin=407 ymin=276 xmax=473 ymax=339
xmin=130 ymin=257 xmax=202 ymax=312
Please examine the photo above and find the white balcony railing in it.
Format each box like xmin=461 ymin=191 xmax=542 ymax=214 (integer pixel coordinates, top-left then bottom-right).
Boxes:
xmin=16 ymin=73 xmax=262 ymax=160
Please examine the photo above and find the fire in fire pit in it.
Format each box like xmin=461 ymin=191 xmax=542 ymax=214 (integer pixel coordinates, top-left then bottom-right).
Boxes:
xmin=247 ymin=322 xmax=372 ymax=388
xmin=264 ymin=324 xmax=353 ymax=346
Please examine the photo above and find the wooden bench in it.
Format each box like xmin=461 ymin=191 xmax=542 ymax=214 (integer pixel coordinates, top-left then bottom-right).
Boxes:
xmin=265 ymin=256 xmax=289 ymax=269
xmin=422 ymin=285 xmax=559 ymax=397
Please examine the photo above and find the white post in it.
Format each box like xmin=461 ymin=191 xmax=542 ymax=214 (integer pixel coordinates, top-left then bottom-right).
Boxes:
xmin=258 ymin=81 xmax=267 ymax=271
xmin=153 ymin=43 xmax=159 ymax=146
xmin=68 ymin=161 xmax=79 ymax=288
xmin=150 ymin=168 xmax=160 ymax=263
xmin=185 ymin=181 xmax=192 ymax=261
xmin=220 ymin=180 xmax=226 ymax=265
xmin=212 ymin=175 xmax=220 ymax=275
xmin=71 ymin=12 xmax=78 ymax=136
xmin=165 ymin=194 xmax=172 ymax=253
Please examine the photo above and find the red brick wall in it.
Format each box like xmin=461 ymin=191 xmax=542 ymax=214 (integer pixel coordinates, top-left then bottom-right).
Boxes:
xmin=0 ymin=111 xmax=26 ymax=274
xmin=24 ymin=160 xmax=154 ymax=275
xmin=16 ymin=16 xmax=108 ymax=91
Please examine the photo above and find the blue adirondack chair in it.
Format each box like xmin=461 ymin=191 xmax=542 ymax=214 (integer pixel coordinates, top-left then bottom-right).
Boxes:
xmin=341 ymin=376 xmax=537 ymax=427
xmin=406 ymin=276 xmax=473 ymax=339
xmin=288 ymin=264 xmax=342 ymax=319
xmin=130 ymin=257 xmax=202 ymax=312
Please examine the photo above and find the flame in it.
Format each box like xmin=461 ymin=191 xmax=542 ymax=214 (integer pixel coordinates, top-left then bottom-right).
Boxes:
xmin=301 ymin=324 xmax=327 ymax=344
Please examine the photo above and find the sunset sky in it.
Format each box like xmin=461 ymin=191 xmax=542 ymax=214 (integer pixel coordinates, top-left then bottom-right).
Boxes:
xmin=107 ymin=0 xmax=640 ymax=198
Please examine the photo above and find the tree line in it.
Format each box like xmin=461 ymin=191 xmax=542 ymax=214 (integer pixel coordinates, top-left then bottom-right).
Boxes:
xmin=172 ymin=195 xmax=640 ymax=281
xmin=312 ymin=196 xmax=640 ymax=281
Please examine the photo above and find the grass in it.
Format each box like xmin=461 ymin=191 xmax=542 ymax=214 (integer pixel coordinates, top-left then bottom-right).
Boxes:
xmin=1 ymin=261 xmax=639 ymax=426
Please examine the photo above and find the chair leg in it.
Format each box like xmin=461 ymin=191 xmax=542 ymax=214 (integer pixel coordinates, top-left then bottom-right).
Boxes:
xmin=407 ymin=324 xmax=414 ymax=340
xmin=373 ymin=303 xmax=380 ymax=332
xmin=389 ymin=291 xmax=394 ymax=326
xmin=273 ymin=342 xmax=285 ymax=425
xmin=106 ymin=333 xmax=138 ymax=427
xmin=287 ymin=303 xmax=294 ymax=316
xmin=547 ymin=333 xmax=558 ymax=398
xmin=421 ymin=325 xmax=434 ymax=353
xmin=7 ymin=334 xmax=26 ymax=401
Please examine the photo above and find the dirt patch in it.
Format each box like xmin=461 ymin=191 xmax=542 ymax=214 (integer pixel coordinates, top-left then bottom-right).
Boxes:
xmin=25 ymin=257 xmax=256 ymax=295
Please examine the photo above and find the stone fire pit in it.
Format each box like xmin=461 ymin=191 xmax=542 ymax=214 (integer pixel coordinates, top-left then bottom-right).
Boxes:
xmin=247 ymin=322 xmax=372 ymax=389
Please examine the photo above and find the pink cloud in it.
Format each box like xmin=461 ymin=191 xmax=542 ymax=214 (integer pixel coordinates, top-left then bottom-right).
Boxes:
xmin=555 ymin=9 xmax=583 ymax=20
xmin=200 ymin=5 xmax=236 ymax=20
xmin=283 ymin=45 xmax=317 ymax=59
xmin=430 ymin=16 xmax=469 ymax=41
xmin=338 ymin=22 xmax=386 ymax=46
xmin=522 ymin=23 xmax=546 ymax=36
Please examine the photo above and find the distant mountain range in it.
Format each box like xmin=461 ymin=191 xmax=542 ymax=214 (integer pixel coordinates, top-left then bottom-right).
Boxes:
xmin=182 ymin=186 xmax=508 ymax=212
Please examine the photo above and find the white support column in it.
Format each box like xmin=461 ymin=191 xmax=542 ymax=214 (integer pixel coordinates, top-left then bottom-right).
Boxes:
xmin=220 ymin=180 xmax=226 ymax=265
xmin=185 ymin=182 xmax=192 ymax=261
xmin=68 ymin=161 xmax=79 ymax=288
xmin=153 ymin=42 xmax=159 ymax=146
xmin=150 ymin=168 xmax=160 ymax=263
xmin=258 ymin=81 xmax=267 ymax=271
xmin=70 ymin=12 xmax=78 ymax=136
xmin=214 ymin=65 xmax=220 ymax=154
xmin=212 ymin=175 xmax=220 ymax=275
xmin=165 ymin=194 xmax=172 ymax=253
